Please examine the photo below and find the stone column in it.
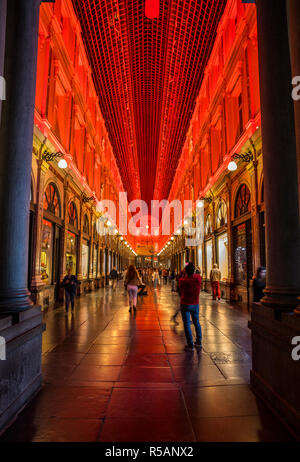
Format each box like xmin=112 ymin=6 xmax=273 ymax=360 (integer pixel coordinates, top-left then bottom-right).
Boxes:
xmin=0 ymin=0 xmax=7 ymax=125
xmin=0 ymin=0 xmax=42 ymax=313
xmin=287 ymin=0 xmax=300 ymax=210
xmin=256 ymin=0 xmax=300 ymax=311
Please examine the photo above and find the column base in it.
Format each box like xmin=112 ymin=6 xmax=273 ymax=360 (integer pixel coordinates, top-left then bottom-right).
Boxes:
xmin=249 ymin=303 xmax=300 ymax=439
xmin=0 ymin=306 xmax=44 ymax=434
xmin=261 ymin=286 xmax=300 ymax=313
xmin=0 ymin=288 xmax=33 ymax=314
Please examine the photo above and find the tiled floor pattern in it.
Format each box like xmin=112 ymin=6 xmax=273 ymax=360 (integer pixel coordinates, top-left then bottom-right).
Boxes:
xmin=1 ymin=284 xmax=293 ymax=442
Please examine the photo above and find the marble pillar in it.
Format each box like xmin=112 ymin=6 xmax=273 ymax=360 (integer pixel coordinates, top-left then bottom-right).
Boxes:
xmin=0 ymin=0 xmax=41 ymax=313
xmin=256 ymin=0 xmax=300 ymax=312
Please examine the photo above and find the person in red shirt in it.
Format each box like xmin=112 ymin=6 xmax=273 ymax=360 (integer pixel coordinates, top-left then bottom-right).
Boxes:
xmin=179 ymin=262 xmax=202 ymax=351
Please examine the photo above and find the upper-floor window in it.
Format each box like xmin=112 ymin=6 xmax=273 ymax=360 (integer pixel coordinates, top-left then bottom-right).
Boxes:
xmin=43 ymin=183 xmax=61 ymax=217
xmin=216 ymin=200 xmax=227 ymax=228
xmin=235 ymin=184 xmax=251 ymax=218
xmin=83 ymin=214 xmax=89 ymax=235
xmin=68 ymin=201 xmax=78 ymax=228
xmin=205 ymin=214 xmax=212 ymax=236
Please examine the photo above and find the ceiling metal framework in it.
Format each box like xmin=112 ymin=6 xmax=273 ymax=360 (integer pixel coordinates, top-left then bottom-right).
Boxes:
xmin=72 ymin=0 xmax=226 ymax=205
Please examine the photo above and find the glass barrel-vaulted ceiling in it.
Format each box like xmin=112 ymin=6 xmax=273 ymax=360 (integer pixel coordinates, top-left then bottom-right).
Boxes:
xmin=72 ymin=0 xmax=227 ymax=205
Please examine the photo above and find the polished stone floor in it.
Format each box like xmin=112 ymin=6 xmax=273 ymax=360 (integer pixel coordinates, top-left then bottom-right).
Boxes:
xmin=1 ymin=284 xmax=293 ymax=442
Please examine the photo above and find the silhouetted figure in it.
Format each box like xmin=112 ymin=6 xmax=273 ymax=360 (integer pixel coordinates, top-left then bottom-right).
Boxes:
xmin=62 ymin=268 xmax=78 ymax=314
xmin=253 ymin=267 xmax=266 ymax=303
xmin=109 ymin=267 xmax=118 ymax=290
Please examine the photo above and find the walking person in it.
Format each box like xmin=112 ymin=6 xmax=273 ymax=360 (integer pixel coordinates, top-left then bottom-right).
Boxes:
xmin=170 ymin=269 xmax=177 ymax=292
xmin=152 ymin=269 xmax=160 ymax=289
xmin=125 ymin=265 xmax=142 ymax=313
xmin=210 ymin=263 xmax=221 ymax=300
xmin=109 ymin=266 xmax=118 ymax=290
xmin=62 ymin=268 xmax=78 ymax=314
xmin=179 ymin=262 xmax=202 ymax=351
xmin=252 ymin=267 xmax=266 ymax=303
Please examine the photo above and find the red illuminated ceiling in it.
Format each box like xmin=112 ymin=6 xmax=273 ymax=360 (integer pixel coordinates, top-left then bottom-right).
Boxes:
xmin=72 ymin=0 xmax=226 ymax=205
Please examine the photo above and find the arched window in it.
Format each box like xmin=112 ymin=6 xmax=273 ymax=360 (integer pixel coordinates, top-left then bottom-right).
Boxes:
xmin=93 ymin=222 xmax=97 ymax=240
xmin=68 ymin=202 xmax=78 ymax=228
xmin=83 ymin=214 xmax=89 ymax=235
xmin=205 ymin=214 xmax=212 ymax=235
xmin=216 ymin=200 xmax=227 ymax=228
xmin=235 ymin=184 xmax=251 ymax=218
xmin=44 ymin=183 xmax=61 ymax=217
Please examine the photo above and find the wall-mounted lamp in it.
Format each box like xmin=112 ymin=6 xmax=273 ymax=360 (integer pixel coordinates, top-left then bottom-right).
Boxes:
xmin=42 ymin=149 xmax=67 ymax=169
xmin=228 ymin=140 xmax=256 ymax=171
xmin=199 ymin=195 xmax=213 ymax=204
xmin=82 ymin=192 xmax=95 ymax=203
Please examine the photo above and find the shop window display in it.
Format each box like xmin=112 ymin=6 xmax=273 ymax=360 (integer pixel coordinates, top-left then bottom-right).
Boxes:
xmin=66 ymin=231 xmax=77 ymax=273
xmin=205 ymin=240 xmax=213 ymax=278
xmin=234 ymin=223 xmax=247 ymax=284
xmin=217 ymin=232 xmax=228 ymax=280
xmin=198 ymin=246 xmax=203 ymax=273
xmin=93 ymin=244 xmax=98 ymax=278
xmin=82 ymin=241 xmax=89 ymax=279
xmin=41 ymin=219 xmax=53 ymax=283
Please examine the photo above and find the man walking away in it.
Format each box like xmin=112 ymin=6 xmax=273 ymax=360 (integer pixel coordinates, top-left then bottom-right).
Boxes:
xmin=62 ymin=268 xmax=78 ymax=314
xmin=210 ymin=263 xmax=221 ymax=300
xmin=170 ymin=269 xmax=176 ymax=292
xmin=110 ymin=267 xmax=118 ymax=290
xmin=179 ymin=262 xmax=202 ymax=351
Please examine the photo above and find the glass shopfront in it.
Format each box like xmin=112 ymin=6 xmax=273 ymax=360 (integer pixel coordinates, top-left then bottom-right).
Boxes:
xmin=41 ymin=219 xmax=53 ymax=283
xmin=197 ymin=246 xmax=202 ymax=273
xmin=217 ymin=232 xmax=228 ymax=280
xmin=66 ymin=231 xmax=77 ymax=273
xmin=93 ymin=244 xmax=98 ymax=278
xmin=233 ymin=220 xmax=253 ymax=285
xmin=82 ymin=240 xmax=90 ymax=279
xmin=205 ymin=239 xmax=213 ymax=278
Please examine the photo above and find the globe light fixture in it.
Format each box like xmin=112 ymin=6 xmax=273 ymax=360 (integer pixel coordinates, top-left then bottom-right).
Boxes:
xmin=58 ymin=158 xmax=68 ymax=169
xmin=228 ymin=161 xmax=238 ymax=171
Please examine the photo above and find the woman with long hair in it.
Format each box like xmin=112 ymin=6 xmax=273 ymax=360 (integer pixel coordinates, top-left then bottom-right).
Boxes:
xmin=124 ymin=265 xmax=142 ymax=313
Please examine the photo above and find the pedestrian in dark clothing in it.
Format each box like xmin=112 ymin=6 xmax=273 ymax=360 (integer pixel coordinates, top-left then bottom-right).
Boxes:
xmin=179 ymin=262 xmax=202 ymax=351
xmin=109 ymin=267 xmax=118 ymax=290
xmin=253 ymin=267 xmax=266 ymax=302
xmin=170 ymin=269 xmax=185 ymax=324
xmin=170 ymin=269 xmax=176 ymax=291
xmin=62 ymin=268 xmax=78 ymax=313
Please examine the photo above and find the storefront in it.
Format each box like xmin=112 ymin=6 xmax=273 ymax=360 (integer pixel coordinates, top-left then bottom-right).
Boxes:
xmin=41 ymin=182 xmax=62 ymax=306
xmin=81 ymin=214 xmax=90 ymax=288
xmin=215 ymin=200 xmax=229 ymax=297
xmin=67 ymin=201 xmax=79 ymax=274
xmin=66 ymin=231 xmax=77 ymax=273
xmin=232 ymin=184 xmax=253 ymax=303
xmin=204 ymin=213 xmax=213 ymax=282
